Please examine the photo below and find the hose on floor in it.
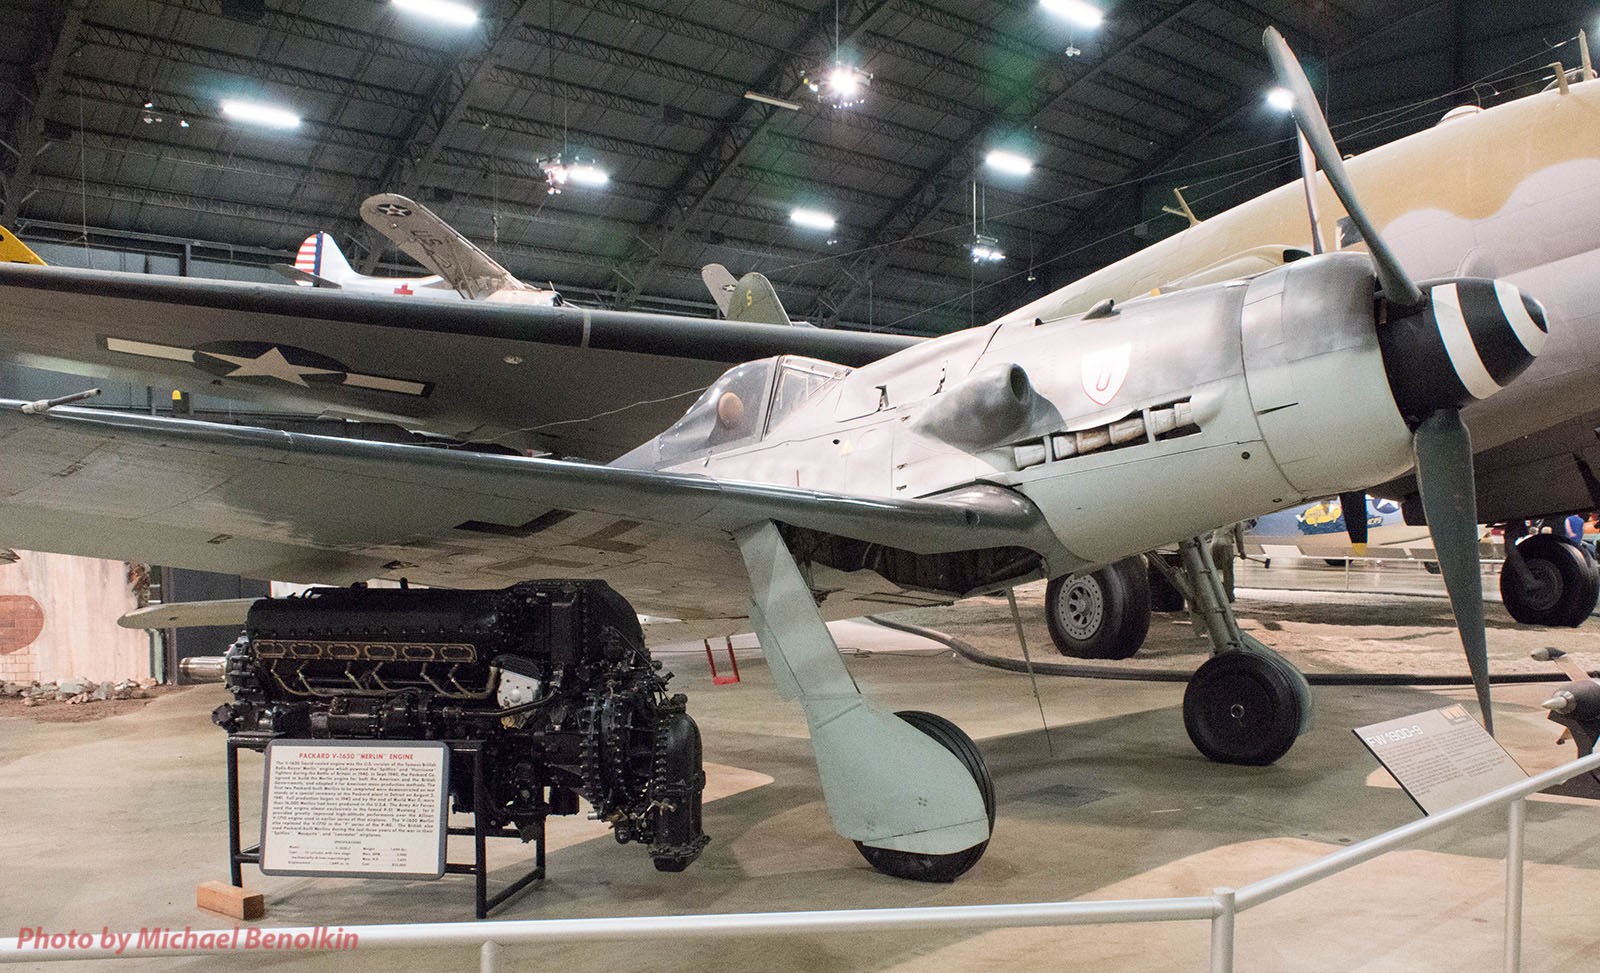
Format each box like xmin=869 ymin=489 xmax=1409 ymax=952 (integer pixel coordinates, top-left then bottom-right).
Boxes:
xmin=865 ymin=615 xmax=1598 ymax=686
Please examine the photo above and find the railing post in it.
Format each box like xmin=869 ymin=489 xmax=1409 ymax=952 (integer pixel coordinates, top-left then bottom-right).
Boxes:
xmin=1504 ymin=797 xmax=1526 ymax=973
xmin=480 ymin=940 xmax=502 ymax=973
xmin=1211 ymin=887 xmax=1236 ymax=973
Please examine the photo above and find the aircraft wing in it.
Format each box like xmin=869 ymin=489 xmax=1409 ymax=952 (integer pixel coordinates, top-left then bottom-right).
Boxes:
xmin=0 ymin=402 xmax=1057 ymax=641
xmin=360 ymin=193 xmax=524 ymax=300
xmin=1373 ymin=405 xmax=1600 ymax=525
xmin=0 ymin=262 xmax=917 ymax=460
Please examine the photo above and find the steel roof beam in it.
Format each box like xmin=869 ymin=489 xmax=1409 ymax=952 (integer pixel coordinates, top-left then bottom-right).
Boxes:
xmin=986 ymin=3 xmax=1422 ymax=315
xmin=524 ymin=20 xmax=944 ymax=152
xmin=62 ymin=76 xmax=399 ymax=155
xmin=603 ymin=0 xmax=895 ymax=310
xmin=76 ymin=22 xmax=425 ymax=113
xmin=2 ymin=0 xmax=86 ymax=229
xmin=801 ymin=0 xmax=1207 ymax=329
xmin=359 ymin=0 xmax=543 ymax=272
xmin=156 ymin=0 xmax=452 ymax=69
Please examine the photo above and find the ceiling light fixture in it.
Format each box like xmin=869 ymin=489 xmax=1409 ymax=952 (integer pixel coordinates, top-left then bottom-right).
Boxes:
xmin=539 ymin=155 xmax=608 ymax=194
xmin=806 ymin=1 xmax=871 ymax=109
xmin=1267 ymin=87 xmax=1295 ymax=111
xmin=1041 ymin=0 xmax=1105 ymax=29
xmin=970 ymin=234 xmax=1006 ymax=263
xmin=220 ymin=100 xmax=300 ymax=129
xmin=790 ymin=208 xmax=836 ymax=231
xmin=985 ymin=149 xmax=1034 ymax=176
xmin=391 ymin=0 xmax=478 ymax=26
xmin=968 ymin=182 xmax=1004 ymax=262
xmin=806 ymin=62 xmax=871 ymax=109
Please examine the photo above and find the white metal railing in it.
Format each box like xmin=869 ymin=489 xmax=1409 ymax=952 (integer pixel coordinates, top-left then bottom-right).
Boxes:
xmin=3 ymin=750 xmax=1596 ymax=972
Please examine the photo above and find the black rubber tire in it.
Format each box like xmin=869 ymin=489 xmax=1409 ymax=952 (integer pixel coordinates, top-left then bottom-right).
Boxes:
xmin=1147 ymin=553 xmax=1186 ymax=613
xmin=1501 ymin=533 xmax=1600 ymax=627
xmin=1045 ymin=557 xmax=1152 ymax=660
xmin=854 ymin=710 xmax=995 ymax=883
xmin=1183 ymin=652 xmax=1303 ymax=766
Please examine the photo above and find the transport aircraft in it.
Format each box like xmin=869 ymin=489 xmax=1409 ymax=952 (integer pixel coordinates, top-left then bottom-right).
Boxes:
xmin=0 ymin=32 xmax=1592 ymax=881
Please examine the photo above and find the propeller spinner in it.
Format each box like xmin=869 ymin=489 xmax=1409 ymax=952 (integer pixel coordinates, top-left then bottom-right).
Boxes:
xmin=1262 ymin=27 xmax=1551 ymax=734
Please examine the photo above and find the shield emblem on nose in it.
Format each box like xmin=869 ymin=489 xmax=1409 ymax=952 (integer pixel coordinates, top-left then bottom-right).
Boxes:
xmin=1081 ymin=344 xmax=1130 ymax=406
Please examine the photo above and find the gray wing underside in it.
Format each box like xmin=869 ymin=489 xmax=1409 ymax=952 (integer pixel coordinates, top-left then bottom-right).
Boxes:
xmin=0 ymin=403 xmax=1054 ymax=642
xmin=0 ymin=263 xmax=917 ymax=461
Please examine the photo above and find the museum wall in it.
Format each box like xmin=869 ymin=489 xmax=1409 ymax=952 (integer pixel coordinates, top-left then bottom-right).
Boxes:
xmin=0 ymin=551 xmax=150 ymax=684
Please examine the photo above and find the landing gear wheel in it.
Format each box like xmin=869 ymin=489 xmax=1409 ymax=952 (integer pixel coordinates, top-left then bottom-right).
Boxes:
xmin=1045 ymin=557 xmax=1151 ymax=659
xmin=1183 ymin=652 xmax=1303 ymax=766
xmin=1501 ymin=534 xmax=1599 ymax=627
xmin=1147 ymin=553 xmax=1186 ymax=613
xmin=855 ymin=711 xmax=995 ymax=883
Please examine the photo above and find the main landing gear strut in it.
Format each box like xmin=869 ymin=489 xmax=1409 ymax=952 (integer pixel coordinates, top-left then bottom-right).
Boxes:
xmin=1152 ymin=536 xmax=1314 ymax=765
xmin=734 ymin=521 xmax=994 ymax=881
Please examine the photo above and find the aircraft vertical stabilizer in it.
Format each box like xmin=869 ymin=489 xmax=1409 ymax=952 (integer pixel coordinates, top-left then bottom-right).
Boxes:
xmin=277 ymin=232 xmax=350 ymax=288
xmin=701 ymin=263 xmax=798 ymax=326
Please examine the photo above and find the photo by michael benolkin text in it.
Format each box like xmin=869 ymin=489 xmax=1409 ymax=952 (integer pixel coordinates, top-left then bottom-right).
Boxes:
xmin=12 ymin=925 xmax=358 ymax=955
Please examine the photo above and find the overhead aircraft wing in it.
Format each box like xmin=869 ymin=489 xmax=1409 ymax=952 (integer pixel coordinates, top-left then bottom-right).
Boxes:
xmin=360 ymin=193 xmax=523 ymax=300
xmin=0 ymin=262 xmax=917 ymax=460
xmin=0 ymin=402 xmax=1057 ymax=641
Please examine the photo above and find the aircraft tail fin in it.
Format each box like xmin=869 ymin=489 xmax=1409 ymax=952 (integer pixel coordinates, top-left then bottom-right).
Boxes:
xmin=701 ymin=264 xmax=796 ymax=326
xmin=0 ymin=227 xmax=46 ymax=265
xmin=291 ymin=232 xmax=357 ymax=286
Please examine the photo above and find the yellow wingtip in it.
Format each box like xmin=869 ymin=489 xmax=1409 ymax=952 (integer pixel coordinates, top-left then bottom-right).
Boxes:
xmin=0 ymin=227 xmax=46 ymax=265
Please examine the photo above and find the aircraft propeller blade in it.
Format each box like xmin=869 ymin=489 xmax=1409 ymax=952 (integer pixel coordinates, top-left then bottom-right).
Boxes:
xmin=1339 ymin=491 xmax=1369 ymax=555
xmin=1262 ymin=27 xmax=1424 ymax=309
xmin=1412 ymin=409 xmax=1493 ymax=733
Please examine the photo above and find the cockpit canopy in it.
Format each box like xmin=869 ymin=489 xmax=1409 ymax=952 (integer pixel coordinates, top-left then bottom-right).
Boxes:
xmin=641 ymin=355 xmax=850 ymax=467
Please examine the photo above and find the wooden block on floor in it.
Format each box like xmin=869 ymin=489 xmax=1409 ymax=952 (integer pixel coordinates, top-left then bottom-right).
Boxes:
xmin=196 ymin=880 xmax=265 ymax=920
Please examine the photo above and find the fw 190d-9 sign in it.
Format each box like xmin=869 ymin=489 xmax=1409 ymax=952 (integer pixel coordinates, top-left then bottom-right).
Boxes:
xmin=1354 ymin=705 xmax=1527 ymax=815
xmin=260 ymin=740 xmax=449 ymax=879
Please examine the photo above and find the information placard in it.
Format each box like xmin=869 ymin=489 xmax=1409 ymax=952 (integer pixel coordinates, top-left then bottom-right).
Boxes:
xmin=260 ymin=740 xmax=449 ymax=879
xmin=1354 ymin=704 xmax=1527 ymax=815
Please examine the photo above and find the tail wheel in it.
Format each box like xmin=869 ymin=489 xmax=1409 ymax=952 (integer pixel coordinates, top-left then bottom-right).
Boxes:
xmin=855 ymin=711 xmax=995 ymax=883
xmin=1045 ymin=557 xmax=1151 ymax=659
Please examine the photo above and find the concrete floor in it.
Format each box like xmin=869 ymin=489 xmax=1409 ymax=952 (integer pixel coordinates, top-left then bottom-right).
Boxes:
xmin=2 ymin=567 xmax=1599 ymax=971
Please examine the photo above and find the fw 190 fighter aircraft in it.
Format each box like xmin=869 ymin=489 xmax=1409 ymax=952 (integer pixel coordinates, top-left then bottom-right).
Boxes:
xmin=0 ymin=32 xmax=1554 ymax=881
xmin=273 ymin=193 xmax=562 ymax=307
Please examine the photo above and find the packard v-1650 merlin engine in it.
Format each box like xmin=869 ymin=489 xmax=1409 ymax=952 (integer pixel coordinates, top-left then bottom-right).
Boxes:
xmin=203 ymin=579 xmax=709 ymax=872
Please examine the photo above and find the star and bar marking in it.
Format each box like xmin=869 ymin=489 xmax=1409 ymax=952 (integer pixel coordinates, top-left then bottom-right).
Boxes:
xmin=101 ymin=337 xmax=432 ymax=396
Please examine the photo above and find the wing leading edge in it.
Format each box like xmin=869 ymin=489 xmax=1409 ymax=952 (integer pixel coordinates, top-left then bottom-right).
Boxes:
xmin=0 ymin=262 xmax=918 ymax=459
xmin=0 ymin=402 xmax=1065 ymax=636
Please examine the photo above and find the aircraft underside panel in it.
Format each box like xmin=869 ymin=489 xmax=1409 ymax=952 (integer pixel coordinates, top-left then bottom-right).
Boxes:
xmin=0 ymin=405 xmax=988 ymax=644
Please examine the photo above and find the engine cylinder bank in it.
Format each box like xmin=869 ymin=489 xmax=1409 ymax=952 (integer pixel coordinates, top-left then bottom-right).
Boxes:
xmin=208 ymin=580 xmax=709 ymax=874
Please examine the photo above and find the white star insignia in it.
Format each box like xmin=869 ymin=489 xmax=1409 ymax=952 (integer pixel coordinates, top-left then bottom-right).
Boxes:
xmin=205 ymin=347 xmax=342 ymax=387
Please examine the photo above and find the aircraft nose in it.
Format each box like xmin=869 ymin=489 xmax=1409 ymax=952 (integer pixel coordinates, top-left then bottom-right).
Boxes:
xmin=1375 ymin=278 xmax=1547 ymax=426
